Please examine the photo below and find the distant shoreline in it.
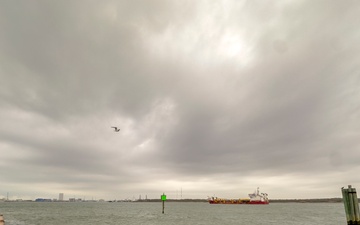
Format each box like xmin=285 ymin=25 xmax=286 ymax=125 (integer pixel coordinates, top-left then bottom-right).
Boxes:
xmin=268 ymin=198 xmax=343 ymax=203
xmin=1 ymin=198 xmax=345 ymax=203
xmin=135 ymin=198 xmax=344 ymax=203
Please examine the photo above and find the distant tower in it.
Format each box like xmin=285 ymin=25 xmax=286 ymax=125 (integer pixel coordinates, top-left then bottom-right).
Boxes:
xmin=59 ymin=193 xmax=64 ymax=201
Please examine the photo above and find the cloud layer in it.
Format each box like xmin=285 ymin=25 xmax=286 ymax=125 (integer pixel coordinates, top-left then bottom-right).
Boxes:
xmin=1 ymin=0 xmax=359 ymax=200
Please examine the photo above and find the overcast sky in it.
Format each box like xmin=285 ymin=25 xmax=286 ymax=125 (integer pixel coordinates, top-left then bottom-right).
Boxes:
xmin=0 ymin=0 xmax=359 ymax=201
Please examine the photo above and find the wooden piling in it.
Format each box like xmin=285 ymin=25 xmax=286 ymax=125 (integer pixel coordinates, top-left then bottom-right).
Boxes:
xmin=353 ymin=187 xmax=360 ymax=223
xmin=342 ymin=185 xmax=360 ymax=225
xmin=0 ymin=214 xmax=4 ymax=225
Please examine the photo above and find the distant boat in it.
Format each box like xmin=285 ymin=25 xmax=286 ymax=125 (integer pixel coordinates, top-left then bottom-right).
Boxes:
xmin=208 ymin=187 xmax=269 ymax=205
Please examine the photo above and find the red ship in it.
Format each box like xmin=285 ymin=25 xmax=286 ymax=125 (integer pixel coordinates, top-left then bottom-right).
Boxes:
xmin=208 ymin=187 xmax=269 ymax=204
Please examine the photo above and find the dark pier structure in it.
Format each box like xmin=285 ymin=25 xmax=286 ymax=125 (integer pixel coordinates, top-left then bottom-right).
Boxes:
xmin=342 ymin=185 xmax=360 ymax=225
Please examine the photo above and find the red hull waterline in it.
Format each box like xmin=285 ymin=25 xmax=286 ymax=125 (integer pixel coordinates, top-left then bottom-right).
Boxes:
xmin=208 ymin=200 xmax=269 ymax=205
xmin=247 ymin=201 xmax=269 ymax=204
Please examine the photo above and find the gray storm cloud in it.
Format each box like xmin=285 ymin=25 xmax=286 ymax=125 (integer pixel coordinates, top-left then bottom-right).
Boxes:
xmin=0 ymin=0 xmax=359 ymax=200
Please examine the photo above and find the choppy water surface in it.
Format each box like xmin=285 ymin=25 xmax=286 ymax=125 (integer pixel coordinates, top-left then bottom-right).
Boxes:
xmin=0 ymin=202 xmax=346 ymax=225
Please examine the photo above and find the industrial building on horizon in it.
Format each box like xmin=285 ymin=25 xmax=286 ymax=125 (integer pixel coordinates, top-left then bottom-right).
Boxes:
xmin=59 ymin=193 xmax=64 ymax=201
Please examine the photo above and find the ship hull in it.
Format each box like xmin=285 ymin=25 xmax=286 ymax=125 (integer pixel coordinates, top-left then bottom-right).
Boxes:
xmin=247 ymin=201 xmax=269 ymax=204
xmin=208 ymin=188 xmax=269 ymax=205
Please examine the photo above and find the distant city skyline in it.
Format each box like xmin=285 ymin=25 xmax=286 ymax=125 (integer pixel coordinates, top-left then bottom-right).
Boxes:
xmin=1 ymin=190 xmax=191 ymax=201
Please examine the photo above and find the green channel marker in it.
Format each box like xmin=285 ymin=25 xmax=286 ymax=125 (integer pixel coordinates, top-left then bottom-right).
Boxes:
xmin=161 ymin=193 xmax=166 ymax=214
xmin=161 ymin=194 xmax=167 ymax=201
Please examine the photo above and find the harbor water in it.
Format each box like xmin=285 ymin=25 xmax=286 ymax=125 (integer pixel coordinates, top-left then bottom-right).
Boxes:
xmin=0 ymin=201 xmax=346 ymax=225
